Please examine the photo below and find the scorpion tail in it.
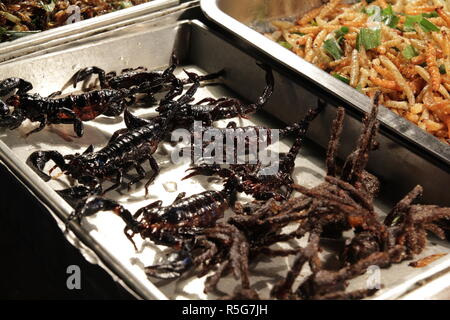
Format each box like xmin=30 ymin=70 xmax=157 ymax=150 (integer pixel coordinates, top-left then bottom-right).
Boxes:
xmin=252 ymin=62 xmax=275 ymax=110
xmin=223 ymin=174 xmax=242 ymax=207
xmin=124 ymin=108 xmax=152 ymax=130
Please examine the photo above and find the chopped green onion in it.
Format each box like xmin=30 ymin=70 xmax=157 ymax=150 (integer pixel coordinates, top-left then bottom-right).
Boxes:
xmin=310 ymin=19 xmax=318 ymax=26
xmin=381 ymin=5 xmax=399 ymax=28
xmin=323 ymin=38 xmax=343 ymax=60
xmin=439 ymin=64 xmax=447 ymax=74
xmin=278 ymin=41 xmax=293 ymax=50
xmin=404 ymin=15 xmax=422 ymax=31
xmin=332 ymin=73 xmax=350 ymax=84
xmin=422 ymin=11 xmax=439 ymax=18
xmin=39 ymin=0 xmax=56 ymax=13
xmin=0 ymin=28 xmax=41 ymax=41
xmin=118 ymin=1 xmax=133 ymax=9
xmin=356 ymin=84 xmax=363 ymax=92
xmin=292 ymin=31 xmax=305 ymax=36
xmin=382 ymin=5 xmax=394 ymax=16
xmin=404 ymin=14 xmax=440 ymax=32
xmin=419 ymin=18 xmax=440 ymax=32
xmin=363 ymin=5 xmax=399 ymax=28
xmin=335 ymin=26 xmax=349 ymax=43
xmin=402 ymin=45 xmax=419 ymax=60
xmin=358 ymin=27 xmax=381 ymax=50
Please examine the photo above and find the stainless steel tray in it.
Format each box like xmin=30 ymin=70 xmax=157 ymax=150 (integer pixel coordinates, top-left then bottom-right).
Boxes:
xmin=201 ymin=0 xmax=450 ymax=206
xmin=0 ymin=0 xmax=179 ymax=64
xmin=1 ymin=8 xmax=449 ymax=299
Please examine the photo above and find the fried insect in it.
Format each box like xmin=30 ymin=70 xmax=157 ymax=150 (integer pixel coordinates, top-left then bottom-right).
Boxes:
xmin=156 ymin=63 xmax=274 ymax=127
xmin=183 ymin=103 xmax=324 ymax=201
xmin=69 ymin=175 xmax=240 ymax=280
xmin=0 ymin=73 xmax=146 ymax=137
xmin=26 ymin=80 xmax=200 ymax=203
xmin=0 ymin=63 xmax=196 ymax=137
xmin=71 ymin=59 xmax=223 ymax=102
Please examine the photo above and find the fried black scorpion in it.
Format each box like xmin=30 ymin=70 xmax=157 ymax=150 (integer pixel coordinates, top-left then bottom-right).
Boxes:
xmin=70 ymin=90 xmax=450 ymax=300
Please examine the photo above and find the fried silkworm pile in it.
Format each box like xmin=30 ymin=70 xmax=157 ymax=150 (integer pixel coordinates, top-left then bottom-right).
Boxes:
xmin=0 ymin=0 xmax=150 ymax=42
xmin=264 ymin=0 xmax=450 ymax=145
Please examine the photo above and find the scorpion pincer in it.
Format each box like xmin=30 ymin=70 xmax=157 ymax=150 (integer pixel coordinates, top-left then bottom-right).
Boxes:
xmin=68 ymin=175 xmax=241 ymax=279
xmin=26 ymin=78 xmax=201 ymax=203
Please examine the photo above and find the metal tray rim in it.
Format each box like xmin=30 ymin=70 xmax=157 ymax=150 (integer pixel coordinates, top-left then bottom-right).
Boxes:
xmin=0 ymin=0 xmax=179 ymax=63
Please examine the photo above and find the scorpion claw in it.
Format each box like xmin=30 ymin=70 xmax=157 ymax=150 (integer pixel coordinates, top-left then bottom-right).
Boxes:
xmin=183 ymin=165 xmax=233 ymax=181
xmin=71 ymin=66 xmax=106 ymax=88
xmin=145 ymin=249 xmax=193 ymax=280
xmin=27 ymin=150 xmax=66 ymax=182
xmin=182 ymin=166 xmax=216 ymax=180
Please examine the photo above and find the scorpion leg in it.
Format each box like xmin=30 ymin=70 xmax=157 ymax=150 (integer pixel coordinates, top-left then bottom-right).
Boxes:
xmin=25 ymin=115 xmax=47 ymax=137
xmin=58 ymin=175 xmax=103 ymax=205
xmin=71 ymin=66 xmax=108 ymax=88
xmin=57 ymin=186 xmax=97 ymax=208
xmin=182 ymin=164 xmax=235 ymax=181
xmin=27 ymin=150 xmax=67 ymax=181
xmin=47 ymin=91 xmax=62 ymax=98
xmin=51 ymin=107 xmax=84 ymax=137
xmin=144 ymin=156 xmax=160 ymax=197
xmin=126 ymin=163 xmax=147 ymax=191
xmin=83 ymin=145 xmax=94 ymax=154
xmin=160 ymin=76 xmax=183 ymax=105
xmin=103 ymin=171 xmax=124 ymax=195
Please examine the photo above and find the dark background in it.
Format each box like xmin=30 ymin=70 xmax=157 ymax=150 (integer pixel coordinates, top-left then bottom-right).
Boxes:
xmin=0 ymin=163 xmax=135 ymax=300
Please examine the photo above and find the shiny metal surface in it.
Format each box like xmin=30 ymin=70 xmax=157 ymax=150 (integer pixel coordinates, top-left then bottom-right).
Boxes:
xmin=0 ymin=0 xmax=179 ymax=64
xmin=0 ymin=5 xmax=449 ymax=299
xmin=201 ymin=0 xmax=450 ymax=207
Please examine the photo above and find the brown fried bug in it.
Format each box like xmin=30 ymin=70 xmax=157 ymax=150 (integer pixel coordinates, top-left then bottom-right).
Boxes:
xmin=155 ymin=63 xmax=274 ymax=127
xmin=182 ymin=103 xmax=324 ymax=201
xmin=69 ymin=174 xmax=241 ymax=280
